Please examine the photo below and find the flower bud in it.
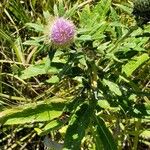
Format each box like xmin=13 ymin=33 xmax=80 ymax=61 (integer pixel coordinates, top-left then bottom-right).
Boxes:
xmin=50 ymin=17 xmax=75 ymax=47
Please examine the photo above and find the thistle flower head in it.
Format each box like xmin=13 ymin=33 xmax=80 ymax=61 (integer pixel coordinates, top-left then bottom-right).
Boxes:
xmin=50 ymin=17 xmax=75 ymax=47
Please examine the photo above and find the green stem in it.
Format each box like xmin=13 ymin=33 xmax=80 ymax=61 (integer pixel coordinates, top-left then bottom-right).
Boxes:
xmin=91 ymin=61 xmax=98 ymax=100
xmin=0 ymin=93 xmax=31 ymax=102
xmin=132 ymin=119 xmax=141 ymax=150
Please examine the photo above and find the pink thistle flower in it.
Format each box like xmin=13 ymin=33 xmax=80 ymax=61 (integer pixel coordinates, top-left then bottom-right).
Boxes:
xmin=50 ymin=17 xmax=75 ymax=47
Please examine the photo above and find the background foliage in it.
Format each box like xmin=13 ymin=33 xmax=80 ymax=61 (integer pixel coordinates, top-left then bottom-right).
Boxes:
xmin=0 ymin=0 xmax=150 ymax=149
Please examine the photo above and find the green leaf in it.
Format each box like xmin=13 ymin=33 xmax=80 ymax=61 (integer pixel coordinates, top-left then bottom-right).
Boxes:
xmin=96 ymin=0 xmax=111 ymax=20
xmin=64 ymin=103 xmax=92 ymax=150
xmin=58 ymin=0 xmax=66 ymax=17
xmin=98 ymin=100 xmax=110 ymax=109
xmin=0 ymin=28 xmax=13 ymax=43
xmin=64 ymin=3 xmax=78 ymax=18
xmin=113 ymin=3 xmax=132 ymax=14
xmin=43 ymin=11 xmax=52 ymax=21
xmin=44 ymin=55 xmax=51 ymax=72
xmin=0 ymin=97 xmax=67 ymax=125
xmin=8 ymin=0 xmax=30 ymax=23
xmin=23 ymin=40 xmax=41 ymax=46
xmin=14 ymin=37 xmax=25 ymax=64
xmin=36 ymin=119 xmax=63 ymax=136
xmin=144 ymin=102 xmax=150 ymax=115
xmin=122 ymin=53 xmax=149 ymax=77
xmin=140 ymin=130 xmax=150 ymax=139
xmin=25 ymin=23 xmax=44 ymax=32
xmin=94 ymin=131 xmax=104 ymax=150
xmin=93 ymin=116 xmax=117 ymax=150
xmin=0 ymin=29 xmax=25 ymax=64
xmin=110 ymin=7 xmax=122 ymax=38
xmin=20 ymin=64 xmax=59 ymax=79
xmin=53 ymin=4 xmax=59 ymax=16
xmin=103 ymin=79 xmax=122 ymax=96
xmin=77 ymin=35 xmax=92 ymax=41
xmin=46 ymin=76 xmax=59 ymax=84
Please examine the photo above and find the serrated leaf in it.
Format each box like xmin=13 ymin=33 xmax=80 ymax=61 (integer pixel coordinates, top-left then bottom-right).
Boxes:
xmin=122 ymin=53 xmax=149 ymax=77
xmin=64 ymin=3 xmax=78 ymax=18
xmin=95 ymin=0 xmax=111 ymax=21
xmin=103 ymin=79 xmax=122 ymax=96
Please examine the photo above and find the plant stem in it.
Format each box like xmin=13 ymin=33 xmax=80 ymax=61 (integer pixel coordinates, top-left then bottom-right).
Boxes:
xmin=132 ymin=118 xmax=141 ymax=150
xmin=78 ymin=0 xmax=93 ymax=9
xmin=0 ymin=93 xmax=31 ymax=102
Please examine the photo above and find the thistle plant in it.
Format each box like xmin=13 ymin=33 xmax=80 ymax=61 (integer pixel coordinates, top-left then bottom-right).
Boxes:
xmin=0 ymin=0 xmax=150 ymax=150
xmin=50 ymin=17 xmax=75 ymax=47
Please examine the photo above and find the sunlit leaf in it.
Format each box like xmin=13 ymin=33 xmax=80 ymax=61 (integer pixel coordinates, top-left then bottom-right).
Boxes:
xmin=0 ymin=97 xmax=67 ymax=125
xmin=46 ymin=75 xmax=59 ymax=84
xmin=20 ymin=64 xmax=59 ymax=79
xmin=103 ymin=79 xmax=122 ymax=96
xmin=122 ymin=53 xmax=149 ymax=77
xmin=35 ymin=119 xmax=63 ymax=136
xmin=25 ymin=23 xmax=44 ymax=32
xmin=140 ymin=130 xmax=150 ymax=139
